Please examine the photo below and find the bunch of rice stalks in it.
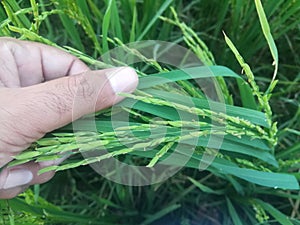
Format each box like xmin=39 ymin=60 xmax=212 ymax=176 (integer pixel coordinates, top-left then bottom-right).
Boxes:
xmin=1 ymin=1 xmax=299 ymax=224
xmin=0 ymin=0 xmax=297 ymax=191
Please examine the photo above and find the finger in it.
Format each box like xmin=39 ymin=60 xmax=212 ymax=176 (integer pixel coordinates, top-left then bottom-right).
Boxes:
xmin=0 ymin=67 xmax=138 ymax=153
xmin=0 ymin=37 xmax=88 ymax=87
xmin=0 ymin=163 xmax=53 ymax=199
xmin=0 ymin=156 xmax=67 ymax=199
xmin=23 ymin=67 xmax=137 ymax=133
xmin=0 ymin=186 xmax=27 ymax=199
xmin=0 ymin=166 xmax=32 ymax=199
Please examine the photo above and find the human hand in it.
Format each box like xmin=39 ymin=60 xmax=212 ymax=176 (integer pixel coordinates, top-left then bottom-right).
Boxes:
xmin=0 ymin=37 xmax=138 ymax=199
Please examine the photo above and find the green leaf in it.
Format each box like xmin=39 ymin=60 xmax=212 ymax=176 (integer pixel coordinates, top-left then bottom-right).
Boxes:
xmin=102 ymin=0 xmax=114 ymax=53
xmin=254 ymin=0 xmax=278 ymax=94
xmin=127 ymin=148 xmax=298 ymax=189
xmin=254 ymin=199 xmax=293 ymax=225
xmin=138 ymin=66 xmax=241 ymax=89
xmin=211 ymin=163 xmax=299 ymax=190
xmin=226 ymin=197 xmax=243 ymax=225
xmin=137 ymin=0 xmax=173 ymax=41
xmin=8 ymin=197 xmax=102 ymax=223
xmin=1 ymin=0 xmax=31 ymax=29
xmin=56 ymin=13 xmax=85 ymax=51
xmin=188 ymin=177 xmax=224 ymax=194
xmin=236 ymin=78 xmax=258 ymax=110
xmin=140 ymin=204 xmax=180 ymax=225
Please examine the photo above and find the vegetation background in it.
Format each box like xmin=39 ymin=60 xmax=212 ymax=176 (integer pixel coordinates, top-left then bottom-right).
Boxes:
xmin=0 ymin=0 xmax=299 ymax=224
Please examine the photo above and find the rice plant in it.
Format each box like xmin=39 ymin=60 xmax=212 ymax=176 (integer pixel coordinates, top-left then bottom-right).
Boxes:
xmin=0 ymin=0 xmax=299 ymax=224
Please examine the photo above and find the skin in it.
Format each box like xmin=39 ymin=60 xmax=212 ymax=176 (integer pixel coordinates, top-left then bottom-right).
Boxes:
xmin=0 ymin=37 xmax=138 ymax=199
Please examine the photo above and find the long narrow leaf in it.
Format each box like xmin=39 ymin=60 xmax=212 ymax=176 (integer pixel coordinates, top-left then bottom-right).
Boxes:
xmin=254 ymin=199 xmax=293 ymax=225
xmin=137 ymin=0 xmax=173 ymax=41
xmin=254 ymin=0 xmax=279 ymax=94
xmin=138 ymin=66 xmax=241 ymax=89
xmin=226 ymin=197 xmax=243 ymax=225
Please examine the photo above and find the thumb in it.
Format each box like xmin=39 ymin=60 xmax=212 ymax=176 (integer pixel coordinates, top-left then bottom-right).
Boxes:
xmin=16 ymin=67 xmax=138 ymax=135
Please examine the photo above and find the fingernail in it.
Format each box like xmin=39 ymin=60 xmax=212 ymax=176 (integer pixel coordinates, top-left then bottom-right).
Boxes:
xmin=2 ymin=169 xmax=33 ymax=189
xmin=106 ymin=67 xmax=138 ymax=94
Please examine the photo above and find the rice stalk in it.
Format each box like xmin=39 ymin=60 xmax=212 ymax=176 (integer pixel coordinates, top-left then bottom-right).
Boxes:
xmin=160 ymin=7 xmax=233 ymax=105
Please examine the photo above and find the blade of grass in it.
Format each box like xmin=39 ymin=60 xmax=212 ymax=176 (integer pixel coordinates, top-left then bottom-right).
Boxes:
xmin=129 ymin=4 xmax=137 ymax=42
xmin=128 ymin=149 xmax=298 ymax=189
xmin=254 ymin=0 xmax=278 ymax=94
xmin=137 ymin=0 xmax=173 ymax=41
xmin=254 ymin=199 xmax=294 ymax=225
xmin=226 ymin=197 xmax=243 ymax=225
xmin=58 ymin=0 xmax=101 ymax=55
xmin=188 ymin=155 xmax=298 ymax=190
xmin=236 ymin=78 xmax=258 ymax=110
xmin=56 ymin=13 xmax=85 ymax=51
xmin=0 ymin=5 xmax=10 ymax=36
xmin=188 ymin=177 xmax=224 ymax=195
xmin=75 ymin=0 xmax=92 ymax=24
xmin=1 ymin=0 xmax=31 ymax=29
xmin=140 ymin=204 xmax=181 ymax=225
xmin=7 ymin=197 xmax=107 ymax=224
xmin=38 ymin=0 xmax=53 ymax=39
xmin=110 ymin=0 xmax=123 ymax=41
xmin=102 ymin=0 xmax=113 ymax=53
xmin=138 ymin=66 xmax=241 ymax=89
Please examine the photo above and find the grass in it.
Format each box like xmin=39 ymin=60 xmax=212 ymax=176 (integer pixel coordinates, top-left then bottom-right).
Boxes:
xmin=0 ymin=0 xmax=299 ymax=224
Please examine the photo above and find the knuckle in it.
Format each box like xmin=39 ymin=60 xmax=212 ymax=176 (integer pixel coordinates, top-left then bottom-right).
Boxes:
xmin=43 ymin=90 xmax=71 ymax=116
xmin=40 ymin=75 xmax=96 ymax=116
xmin=66 ymin=75 xmax=96 ymax=100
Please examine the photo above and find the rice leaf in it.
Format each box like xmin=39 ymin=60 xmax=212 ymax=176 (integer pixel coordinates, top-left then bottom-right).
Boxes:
xmin=1 ymin=0 xmax=31 ymax=29
xmin=129 ymin=5 xmax=137 ymax=42
xmin=128 ymin=148 xmax=298 ymax=189
xmin=138 ymin=66 xmax=241 ymax=89
xmin=8 ymin=197 xmax=100 ymax=223
xmin=236 ymin=78 xmax=258 ymax=110
xmin=210 ymin=163 xmax=299 ymax=190
xmin=75 ymin=0 xmax=92 ymax=24
xmin=56 ymin=13 xmax=85 ymax=51
xmin=102 ymin=0 xmax=113 ymax=53
xmin=137 ymin=0 xmax=173 ymax=41
xmin=254 ymin=0 xmax=279 ymax=94
xmin=226 ymin=197 xmax=243 ymax=225
xmin=110 ymin=0 xmax=123 ymax=41
xmin=188 ymin=157 xmax=298 ymax=190
xmin=140 ymin=204 xmax=180 ymax=225
xmin=254 ymin=199 xmax=293 ymax=225
xmin=188 ymin=177 xmax=224 ymax=194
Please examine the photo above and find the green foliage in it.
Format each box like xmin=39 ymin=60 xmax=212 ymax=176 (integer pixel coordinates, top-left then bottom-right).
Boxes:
xmin=0 ymin=0 xmax=299 ymax=224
